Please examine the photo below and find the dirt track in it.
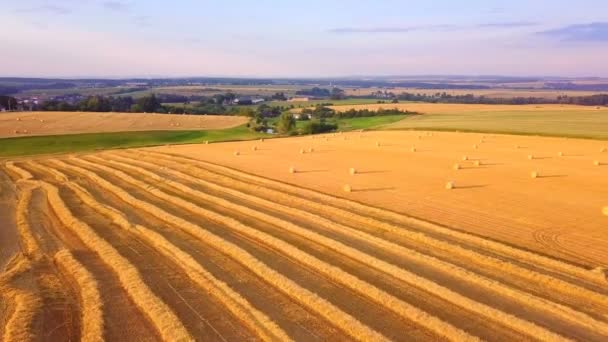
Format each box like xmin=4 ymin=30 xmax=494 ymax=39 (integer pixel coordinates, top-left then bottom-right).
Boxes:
xmin=0 ymin=111 xmax=247 ymax=138
xmin=1 ymin=131 xmax=608 ymax=341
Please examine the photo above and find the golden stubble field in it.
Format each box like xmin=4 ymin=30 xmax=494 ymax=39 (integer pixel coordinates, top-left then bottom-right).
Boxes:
xmin=1 ymin=130 xmax=608 ymax=341
xmin=0 ymin=111 xmax=247 ymax=138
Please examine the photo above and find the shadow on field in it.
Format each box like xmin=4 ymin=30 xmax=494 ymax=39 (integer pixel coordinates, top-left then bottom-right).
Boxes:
xmin=358 ymin=170 xmax=390 ymax=174
xmin=538 ymin=174 xmax=567 ymax=178
xmin=454 ymin=184 xmax=488 ymax=189
xmin=298 ymin=169 xmax=329 ymax=173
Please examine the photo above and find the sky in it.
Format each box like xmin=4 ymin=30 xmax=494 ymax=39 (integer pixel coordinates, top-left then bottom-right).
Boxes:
xmin=2 ymin=0 xmax=608 ymax=78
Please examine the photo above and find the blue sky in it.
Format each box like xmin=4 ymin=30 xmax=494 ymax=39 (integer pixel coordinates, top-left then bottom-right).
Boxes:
xmin=2 ymin=0 xmax=608 ymax=77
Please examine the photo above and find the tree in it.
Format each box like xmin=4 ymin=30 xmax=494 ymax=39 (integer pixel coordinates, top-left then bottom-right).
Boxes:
xmin=0 ymin=96 xmax=18 ymax=110
xmin=137 ymin=94 xmax=161 ymax=112
xmin=276 ymin=112 xmax=296 ymax=134
xmin=330 ymin=87 xmax=345 ymax=100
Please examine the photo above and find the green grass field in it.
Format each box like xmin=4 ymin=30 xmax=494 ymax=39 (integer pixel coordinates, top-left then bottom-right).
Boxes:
xmin=0 ymin=115 xmax=406 ymax=157
xmin=0 ymin=126 xmax=264 ymax=158
xmin=385 ymin=109 xmax=608 ymax=140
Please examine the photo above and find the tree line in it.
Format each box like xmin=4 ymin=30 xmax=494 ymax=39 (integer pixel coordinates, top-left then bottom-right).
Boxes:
xmin=383 ymin=92 xmax=608 ymax=106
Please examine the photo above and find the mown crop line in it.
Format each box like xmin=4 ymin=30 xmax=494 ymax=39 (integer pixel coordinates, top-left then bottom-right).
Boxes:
xmin=143 ymin=150 xmax=606 ymax=285
xmin=0 ymin=254 xmax=41 ymax=342
xmin=26 ymin=172 xmax=192 ymax=342
xmin=54 ymin=249 xmax=104 ymax=342
xmin=0 ymin=164 xmax=43 ymax=342
xmin=46 ymin=158 xmax=393 ymax=342
xmin=102 ymin=152 xmax=608 ymax=335
xmin=33 ymin=163 xmax=292 ymax=342
xmin=73 ymin=156 xmax=569 ymax=342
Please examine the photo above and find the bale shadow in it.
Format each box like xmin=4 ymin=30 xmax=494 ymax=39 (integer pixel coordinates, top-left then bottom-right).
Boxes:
xmin=358 ymin=170 xmax=390 ymax=174
xmin=538 ymin=175 xmax=567 ymax=178
xmin=297 ymin=169 xmax=329 ymax=173
xmin=454 ymin=184 xmax=488 ymax=190
xmin=353 ymin=186 xmax=396 ymax=193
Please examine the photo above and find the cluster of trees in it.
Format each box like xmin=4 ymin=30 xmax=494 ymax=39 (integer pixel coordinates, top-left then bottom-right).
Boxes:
xmin=296 ymin=87 xmax=331 ymax=97
xmin=38 ymin=94 xmax=163 ymax=113
xmin=0 ymin=96 xmax=18 ymax=110
xmin=243 ymin=104 xmax=288 ymax=132
xmin=295 ymin=87 xmax=345 ymax=100
xmin=302 ymin=105 xmax=413 ymax=119
xmin=334 ymin=107 xmax=415 ymax=118
xmin=300 ymin=119 xmax=338 ymax=134
xmin=271 ymin=92 xmax=287 ymax=101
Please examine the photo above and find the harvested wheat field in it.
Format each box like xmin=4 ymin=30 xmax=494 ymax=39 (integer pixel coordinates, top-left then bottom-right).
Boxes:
xmin=2 ymin=130 xmax=608 ymax=341
xmin=0 ymin=111 xmax=247 ymax=138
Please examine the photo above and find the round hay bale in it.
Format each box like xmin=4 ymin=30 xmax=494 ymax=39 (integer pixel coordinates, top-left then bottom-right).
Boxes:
xmin=594 ymin=160 xmax=601 ymax=166
xmin=307 ymin=147 xmax=314 ymax=153
xmin=462 ymin=156 xmax=468 ymax=161
xmin=376 ymin=141 xmax=381 ymax=147
xmin=23 ymin=129 xmax=28 ymax=134
xmin=531 ymin=171 xmax=538 ymax=178
xmin=349 ymin=168 xmax=357 ymax=175
xmin=13 ymin=129 xmax=19 ymax=134
xmin=260 ymin=138 xmax=265 ymax=142
xmin=234 ymin=151 xmax=240 ymax=156
xmin=601 ymin=147 xmax=607 ymax=153
xmin=557 ymin=152 xmax=563 ymax=157
xmin=473 ymin=144 xmax=478 ymax=149
xmin=204 ymin=140 xmax=209 ymax=144
xmin=16 ymin=117 xmax=21 ymax=121
xmin=453 ymin=164 xmax=460 ymax=170
xmin=39 ymin=119 xmax=44 ymax=123
xmin=445 ymin=181 xmax=454 ymax=190
xmin=411 ymin=147 xmax=417 ymax=153
xmin=515 ymin=145 xmax=520 ymax=149
xmin=528 ymin=155 xmax=534 ymax=160
xmin=252 ymin=146 xmax=258 ymax=151
xmin=343 ymin=184 xmax=352 ymax=193
xmin=474 ymin=160 xmax=481 ymax=167
xmin=603 ymin=206 xmax=608 ymax=216
xmin=299 ymin=148 xmax=305 ymax=154
xmin=289 ymin=167 xmax=296 ymax=174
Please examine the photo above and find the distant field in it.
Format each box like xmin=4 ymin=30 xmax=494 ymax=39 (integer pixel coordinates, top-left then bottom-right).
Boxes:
xmin=0 ymin=111 xmax=247 ymax=138
xmin=345 ymin=87 xmax=603 ymax=99
xmin=330 ymin=103 xmax=608 ymax=140
xmin=164 ymin=98 xmax=382 ymax=110
xmin=0 ymin=115 xmax=401 ymax=157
